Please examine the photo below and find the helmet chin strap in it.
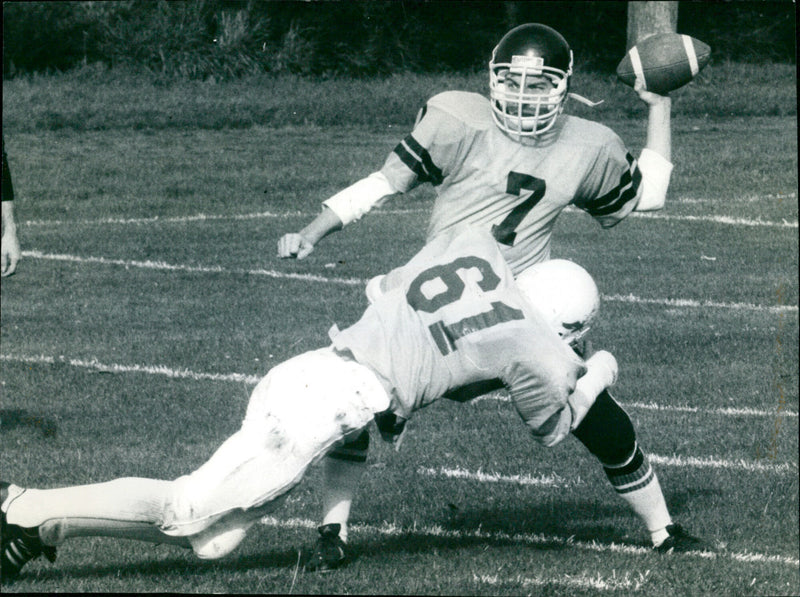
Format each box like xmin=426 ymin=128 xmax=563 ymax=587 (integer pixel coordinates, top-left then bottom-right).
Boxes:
xmin=568 ymin=92 xmax=604 ymax=107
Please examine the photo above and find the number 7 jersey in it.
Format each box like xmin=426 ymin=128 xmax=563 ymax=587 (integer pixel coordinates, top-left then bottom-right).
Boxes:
xmin=379 ymin=91 xmax=643 ymax=275
xmin=329 ymin=227 xmax=586 ymax=447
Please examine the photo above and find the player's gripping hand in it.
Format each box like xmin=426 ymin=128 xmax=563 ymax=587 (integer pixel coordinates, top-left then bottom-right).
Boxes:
xmin=586 ymin=349 xmax=618 ymax=388
xmin=278 ymin=232 xmax=315 ymax=259
xmin=569 ymin=348 xmax=618 ymax=430
xmin=634 ymin=79 xmax=670 ymax=107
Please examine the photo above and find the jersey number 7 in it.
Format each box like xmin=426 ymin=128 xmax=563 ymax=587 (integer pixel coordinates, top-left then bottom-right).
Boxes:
xmin=492 ymin=172 xmax=546 ymax=246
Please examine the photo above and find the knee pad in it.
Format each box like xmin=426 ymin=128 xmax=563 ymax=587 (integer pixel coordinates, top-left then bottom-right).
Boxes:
xmin=161 ymin=475 xmax=209 ymax=537
xmin=190 ymin=522 xmax=249 ymax=560
xmin=571 ymin=389 xmax=636 ymax=466
xmin=187 ymin=493 xmax=287 ymax=560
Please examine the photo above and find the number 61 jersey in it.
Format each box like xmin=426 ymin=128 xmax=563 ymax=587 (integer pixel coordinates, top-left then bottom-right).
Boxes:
xmin=329 ymin=227 xmax=586 ymax=447
xmin=379 ymin=91 xmax=643 ymax=275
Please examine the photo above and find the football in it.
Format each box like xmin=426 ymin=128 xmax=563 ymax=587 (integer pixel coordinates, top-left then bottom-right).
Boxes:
xmin=616 ymin=32 xmax=711 ymax=95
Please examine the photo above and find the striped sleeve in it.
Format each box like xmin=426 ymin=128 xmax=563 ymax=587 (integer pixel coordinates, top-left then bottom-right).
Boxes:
xmin=380 ymin=101 xmax=462 ymax=193
xmin=391 ymin=134 xmax=444 ymax=186
xmin=575 ymin=143 xmax=643 ymax=228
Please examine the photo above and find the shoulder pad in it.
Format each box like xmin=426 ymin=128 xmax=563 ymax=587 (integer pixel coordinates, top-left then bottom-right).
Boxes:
xmin=426 ymin=91 xmax=493 ymax=130
xmin=558 ymin=115 xmax=620 ymax=148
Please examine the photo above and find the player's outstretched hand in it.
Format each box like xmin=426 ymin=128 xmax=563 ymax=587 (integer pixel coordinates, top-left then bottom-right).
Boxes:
xmin=1 ymin=231 xmax=21 ymax=277
xmin=634 ymin=79 xmax=670 ymax=107
xmin=278 ymin=233 xmax=314 ymax=260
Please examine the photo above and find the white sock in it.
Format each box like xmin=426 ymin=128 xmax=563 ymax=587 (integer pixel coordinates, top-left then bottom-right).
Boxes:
xmin=4 ymin=478 xmax=175 ymax=546
xmin=650 ymin=524 xmax=671 ymax=547
xmin=603 ymin=446 xmax=672 ymax=545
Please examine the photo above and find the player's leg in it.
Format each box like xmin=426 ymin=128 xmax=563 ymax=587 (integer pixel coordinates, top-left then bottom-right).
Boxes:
xmin=571 ymin=389 xmax=703 ymax=551
xmin=2 ymin=348 xmax=391 ymax=579
xmin=2 ymin=410 xmax=292 ymax=574
xmin=1 ymin=398 xmax=300 ymax=565
xmin=321 ymin=430 xmax=370 ymax=543
xmin=305 ymin=429 xmax=370 ymax=571
xmin=161 ymin=348 xmax=390 ymax=548
xmin=1 ymin=478 xmax=190 ymax=582
xmin=2 ymin=419 xmax=296 ymax=578
xmin=305 ymin=274 xmax=391 ymax=571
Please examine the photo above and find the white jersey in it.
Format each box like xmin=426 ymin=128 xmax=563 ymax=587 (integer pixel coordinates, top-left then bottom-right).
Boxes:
xmin=329 ymin=227 xmax=585 ymax=447
xmin=379 ymin=91 xmax=643 ymax=274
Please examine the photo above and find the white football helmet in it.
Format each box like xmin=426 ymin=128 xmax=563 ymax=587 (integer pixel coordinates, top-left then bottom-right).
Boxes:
xmin=489 ymin=23 xmax=573 ymax=138
xmin=515 ymin=259 xmax=599 ymax=347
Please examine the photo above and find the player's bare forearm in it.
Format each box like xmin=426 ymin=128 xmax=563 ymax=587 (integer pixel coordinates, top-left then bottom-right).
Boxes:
xmin=305 ymin=207 xmax=344 ymax=242
xmin=632 ymin=82 xmax=672 ymax=212
xmin=569 ymin=349 xmax=618 ymax=430
xmin=638 ymin=83 xmax=672 ymax=162
xmin=277 ymin=207 xmax=343 ymax=259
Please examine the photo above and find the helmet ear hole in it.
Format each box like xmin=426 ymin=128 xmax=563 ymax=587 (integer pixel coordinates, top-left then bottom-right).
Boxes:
xmin=515 ymin=260 xmax=599 ymax=346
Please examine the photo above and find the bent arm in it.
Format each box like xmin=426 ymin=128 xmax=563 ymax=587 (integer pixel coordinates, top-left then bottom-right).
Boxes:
xmin=567 ymin=350 xmax=618 ymax=430
xmin=299 ymin=206 xmax=345 ymax=247
xmin=278 ymin=171 xmax=398 ymax=259
xmin=635 ymin=83 xmax=672 ymax=212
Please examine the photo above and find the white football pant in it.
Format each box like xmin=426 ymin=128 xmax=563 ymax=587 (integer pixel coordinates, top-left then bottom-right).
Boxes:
xmin=161 ymin=347 xmax=390 ymax=550
xmin=11 ymin=347 xmax=390 ymax=559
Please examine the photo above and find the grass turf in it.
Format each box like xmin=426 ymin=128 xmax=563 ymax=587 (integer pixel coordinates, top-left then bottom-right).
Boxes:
xmin=1 ymin=69 xmax=798 ymax=594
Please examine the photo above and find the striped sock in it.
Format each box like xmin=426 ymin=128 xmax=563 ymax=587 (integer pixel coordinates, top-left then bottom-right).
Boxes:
xmin=603 ymin=444 xmax=672 ymax=544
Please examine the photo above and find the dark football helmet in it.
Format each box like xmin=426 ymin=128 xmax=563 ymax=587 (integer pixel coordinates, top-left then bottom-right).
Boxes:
xmin=489 ymin=23 xmax=574 ymax=138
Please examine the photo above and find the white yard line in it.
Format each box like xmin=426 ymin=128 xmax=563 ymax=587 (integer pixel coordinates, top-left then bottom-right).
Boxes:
xmin=602 ymin=293 xmax=797 ymax=314
xmin=473 ymin=570 xmax=650 ymax=592
xmin=21 ymin=211 xmax=307 ymax=227
xmin=3 ymin=353 xmax=797 ymax=423
xmin=617 ymin=401 xmax=798 ymax=418
xmin=21 ymin=250 xmax=365 ymax=286
xmin=0 ymin=353 xmax=261 ymax=385
xmin=473 ymin=393 xmax=798 ymax=418
xmin=648 ymin=454 xmax=795 ymax=473
xmin=417 ymin=467 xmax=575 ymax=487
xmin=675 ymin=192 xmax=796 ymax=204
xmin=18 ymin=250 xmax=799 ymax=313
xmin=21 ymin=204 xmax=799 ymax=229
xmin=421 ymin=452 xmax=796 ymax=480
xmin=628 ymin=212 xmax=798 ymax=228
xmin=260 ymin=515 xmax=800 ymax=568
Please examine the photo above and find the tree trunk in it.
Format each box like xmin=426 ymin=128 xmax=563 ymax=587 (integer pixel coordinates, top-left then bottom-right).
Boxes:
xmin=626 ymin=1 xmax=678 ymax=49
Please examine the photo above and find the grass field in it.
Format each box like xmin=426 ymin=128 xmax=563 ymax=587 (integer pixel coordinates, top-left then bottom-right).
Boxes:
xmin=1 ymin=68 xmax=798 ymax=594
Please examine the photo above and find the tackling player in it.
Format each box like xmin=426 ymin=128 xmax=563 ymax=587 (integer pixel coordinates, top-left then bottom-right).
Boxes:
xmin=4 ymin=227 xmax=635 ymax=581
xmin=277 ymin=23 xmax=687 ymax=567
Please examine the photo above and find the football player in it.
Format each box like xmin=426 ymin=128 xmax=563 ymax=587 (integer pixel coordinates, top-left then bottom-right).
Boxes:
xmin=277 ymin=23 xmax=690 ymax=567
xmin=3 ymin=226 xmax=628 ymax=581
xmin=277 ymin=23 xmax=672 ymax=271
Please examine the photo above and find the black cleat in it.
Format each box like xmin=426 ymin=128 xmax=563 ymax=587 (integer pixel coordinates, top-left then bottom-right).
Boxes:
xmin=654 ymin=523 xmax=706 ymax=553
xmin=303 ymin=523 xmax=348 ymax=572
xmin=1 ymin=482 xmax=56 ymax=583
